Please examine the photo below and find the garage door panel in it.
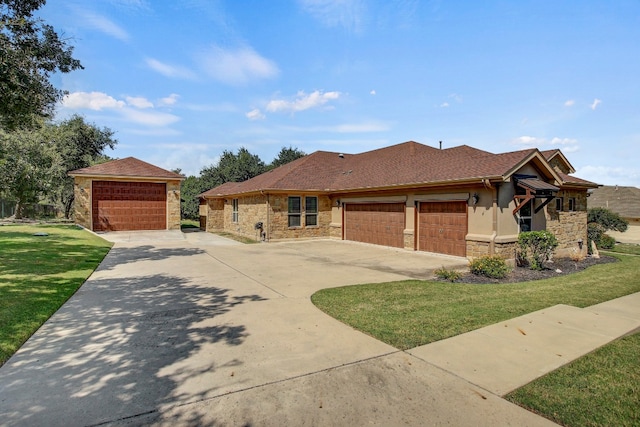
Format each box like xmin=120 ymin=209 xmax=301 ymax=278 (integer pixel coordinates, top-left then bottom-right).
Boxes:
xmin=418 ymin=201 xmax=467 ymax=257
xmin=92 ymin=181 xmax=166 ymax=231
xmin=345 ymin=203 xmax=404 ymax=248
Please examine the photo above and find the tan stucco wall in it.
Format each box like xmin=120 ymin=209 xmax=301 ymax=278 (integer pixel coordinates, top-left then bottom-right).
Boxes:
xmin=72 ymin=177 xmax=182 ymax=231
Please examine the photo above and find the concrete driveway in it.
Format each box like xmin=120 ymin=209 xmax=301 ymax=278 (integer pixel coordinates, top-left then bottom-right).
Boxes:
xmin=0 ymin=231 xmax=555 ymax=426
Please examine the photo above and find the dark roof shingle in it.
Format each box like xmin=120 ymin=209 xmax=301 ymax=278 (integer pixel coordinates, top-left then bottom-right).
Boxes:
xmin=202 ymin=141 xmax=595 ymax=197
xmin=69 ymin=157 xmax=184 ymax=180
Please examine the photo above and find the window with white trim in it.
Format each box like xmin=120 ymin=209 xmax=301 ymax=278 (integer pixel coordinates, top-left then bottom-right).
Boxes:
xmin=305 ymin=196 xmax=318 ymax=226
xmin=232 ymin=198 xmax=239 ymax=222
xmin=568 ymin=197 xmax=576 ymax=212
xmin=288 ymin=196 xmax=301 ymax=227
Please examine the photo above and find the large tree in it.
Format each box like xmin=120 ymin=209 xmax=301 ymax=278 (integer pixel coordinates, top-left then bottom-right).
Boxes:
xmin=200 ymin=147 xmax=266 ymax=189
xmin=268 ymin=146 xmax=306 ymax=170
xmin=0 ymin=0 xmax=83 ymax=130
xmin=48 ymin=115 xmax=117 ymax=218
xmin=0 ymin=116 xmax=116 ymax=218
xmin=0 ymin=125 xmax=54 ymax=217
xmin=180 ymin=175 xmax=209 ymax=220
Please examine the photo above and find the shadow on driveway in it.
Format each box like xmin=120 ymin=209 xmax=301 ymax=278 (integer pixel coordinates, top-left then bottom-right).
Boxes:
xmin=0 ymin=271 xmax=264 ymax=426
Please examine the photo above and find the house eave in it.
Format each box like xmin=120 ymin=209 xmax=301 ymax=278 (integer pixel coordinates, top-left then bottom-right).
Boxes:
xmin=68 ymin=173 xmax=185 ymax=182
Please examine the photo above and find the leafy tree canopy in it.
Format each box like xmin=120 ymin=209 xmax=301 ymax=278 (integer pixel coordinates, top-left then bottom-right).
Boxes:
xmin=268 ymin=146 xmax=306 ymax=170
xmin=587 ymin=207 xmax=629 ymax=233
xmin=200 ymin=147 xmax=266 ymax=189
xmin=0 ymin=0 xmax=83 ymax=130
xmin=0 ymin=115 xmax=116 ymax=218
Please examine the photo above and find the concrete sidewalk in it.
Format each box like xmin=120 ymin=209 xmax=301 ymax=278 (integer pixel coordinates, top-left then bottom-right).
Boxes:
xmin=409 ymin=292 xmax=640 ymax=396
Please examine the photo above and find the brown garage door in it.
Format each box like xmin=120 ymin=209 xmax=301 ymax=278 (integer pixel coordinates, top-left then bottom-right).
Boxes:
xmin=344 ymin=203 xmax=405 ymax=248
xmin=92 ymin=181 xmax=166 ymax=231
xmin=418 ymin=201 xmax=467 ymax=257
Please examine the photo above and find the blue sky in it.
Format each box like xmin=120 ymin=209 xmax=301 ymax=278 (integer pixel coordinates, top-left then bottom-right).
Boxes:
xmin=41 ymin=0 xmax=640 ymax=186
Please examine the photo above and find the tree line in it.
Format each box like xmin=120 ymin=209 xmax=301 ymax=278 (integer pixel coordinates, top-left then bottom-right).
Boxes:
xmin=0 ymin=1 xmax=305 ymax=220
xmin=0 ymin=0 xmax=117 ymax=218
xmin=179 ymin=146 xmax=306 ymax=220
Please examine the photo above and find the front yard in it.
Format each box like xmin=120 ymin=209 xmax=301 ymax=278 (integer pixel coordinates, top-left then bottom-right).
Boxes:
xmin=312 ymin=248 xmax=640 ymax=427
xmin=0 ymin=224 xmax=111 ymax=365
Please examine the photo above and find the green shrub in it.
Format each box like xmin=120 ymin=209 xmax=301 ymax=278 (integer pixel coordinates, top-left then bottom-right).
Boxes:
xmin=434 ymin=266 xmax=462 ymax=282
xmin=469 ymin=255 xmax=510 ymax=279
xmin=598 ymin=233 xmax=616 ymax=249
xmin=588 ymin=207 xmax=629 ymax=232
xmin=517 ymin=230 xmax=558 ymax=270
xmin=587 ymin=223 xmax=605 ymax=255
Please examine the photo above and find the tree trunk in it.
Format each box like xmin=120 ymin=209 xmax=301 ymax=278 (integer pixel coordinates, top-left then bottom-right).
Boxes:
xmin=64 ymin=195 xmax=74 ymax=219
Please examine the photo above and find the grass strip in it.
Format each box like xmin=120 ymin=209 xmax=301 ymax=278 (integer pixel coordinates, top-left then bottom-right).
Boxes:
xmin=312 ymin=254 xmax=640 ymax=350
xmin=0 ymin=224 xmax=112 ymax=365
xmin=506 ymin=332 xmax=640 ymax=427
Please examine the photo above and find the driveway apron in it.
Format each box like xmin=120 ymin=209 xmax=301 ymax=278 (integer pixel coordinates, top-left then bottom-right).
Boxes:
xmin=0 ymin=232 xmax=554 ymax=426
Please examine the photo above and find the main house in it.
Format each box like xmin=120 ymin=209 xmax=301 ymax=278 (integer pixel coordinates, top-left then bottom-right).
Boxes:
xmin=199 ymin=141 xmax=597 ymax=261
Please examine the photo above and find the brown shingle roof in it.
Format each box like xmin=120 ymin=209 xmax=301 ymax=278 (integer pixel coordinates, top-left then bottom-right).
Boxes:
xmin=69 ymin=157 xmax=184 ymax=180
xmin=588 ymin=185 xmax=640 ymax=219
xmin=201 ymin=141 xmax=596 ymax=197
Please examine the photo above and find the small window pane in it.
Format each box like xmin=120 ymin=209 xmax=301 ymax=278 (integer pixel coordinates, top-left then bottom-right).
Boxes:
xmin=305 ymin=214 xmax=317 ymax=226
xmin=288 ymin=196 xmax=301 ymax=213
xmin=305 ymin=196 xmax=318 ymax=213
xmin=288 ymin=215 xmax=301 ymax=227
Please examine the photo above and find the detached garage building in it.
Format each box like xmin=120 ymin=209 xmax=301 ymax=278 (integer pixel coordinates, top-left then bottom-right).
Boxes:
xmin=69 ymin=157 xmax=184 ymax=232
xmin=199 ymin=141 xmax=597 ymax=261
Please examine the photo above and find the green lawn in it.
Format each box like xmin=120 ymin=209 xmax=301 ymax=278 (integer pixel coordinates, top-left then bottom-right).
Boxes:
xmin=606 ymin=242 xmax=640 ymax=255
xmin=311 ymin=254 xmax=640 ymax=350
xmin=506 ymin=332 xmax=640 ymax=427
xmin=313 ymin=251 xmax=640 ymax=426
xmin=0 ymin=224 xmax=111 ymax=365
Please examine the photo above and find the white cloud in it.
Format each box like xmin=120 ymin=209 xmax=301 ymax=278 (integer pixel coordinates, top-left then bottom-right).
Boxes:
xmin=590 ymin=98 xmax=602 ymax=110
xmin=575 ymin=165 xmax=640 ymax=187
xmin=513 ymin=136 xmax=579 ymax=151
xmin=299 ymin=0 xmax=366 ymax=32
xmin=513 ymin=136 xmax=540 ymax=146
xmin=246 ymin=109 xmax=266 ymax=121
xmin=158 ymin=94 xmax=180 ymax=106
xmin=199 ymin=45 xmax=278 ymax=85
xmin=126 ymin=96 xmax=153 ymax=109
xmin=62 ymin=91 xmax=125 ymax=110
xmin=564 ymin=99 xmax=575 ymax=107
xmin=266 ymin=90 xmax=341 ymax=113
xmin=81 ymin=12 xmax=130 ymax=41
xmin=145 ymin=58 xmax=196 ymax=79
xmin=370 ymin=90 xmax=376 ymax=95
xmin=61 ymin=91 xmax=180 ymax=127
xmin=122 ymin=108 xmax=180 ymax=127
xmin=440 ymin=102 xmax=449 ymax=108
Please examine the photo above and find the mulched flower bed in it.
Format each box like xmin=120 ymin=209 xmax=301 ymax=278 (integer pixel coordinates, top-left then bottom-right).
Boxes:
xmin=455 ymin=255 xmax=618 ymax=284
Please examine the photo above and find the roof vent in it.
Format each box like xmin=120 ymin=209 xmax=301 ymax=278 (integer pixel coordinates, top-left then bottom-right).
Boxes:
xmin=338 ymin=153 xmax=344 ymax=158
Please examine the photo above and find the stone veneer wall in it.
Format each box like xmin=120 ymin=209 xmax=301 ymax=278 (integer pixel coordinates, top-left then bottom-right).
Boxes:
xmin=466 ymin=240 xmax=517 ymax=263
xmin=73 ymin=176 xmax=92 ymax=229
xmin=166 ymin=180 xmax=182 ymax=230
xmin=266 ymin=194 xmax=332 ymax=240
xmin=546 ymin=190 xmax=589 ymax=257
xmin=204 ymin=199 xmax=224 ymax=231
